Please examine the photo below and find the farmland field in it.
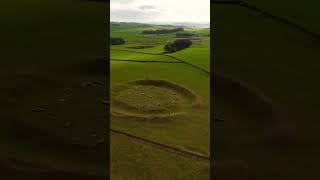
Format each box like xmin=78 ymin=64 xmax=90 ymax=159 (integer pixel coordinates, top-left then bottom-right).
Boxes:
xmin=110 ymin=22 xmax=211 ymax=179
xmin=245 ymin=0 xmax=320 ymax=33
xmin=4 ymin=0 xmax=320 ymax=179
xmin=213 ymin=1 xmax=320 ymax=179
xmin=0 ymin=0 xmax=108 ymax=178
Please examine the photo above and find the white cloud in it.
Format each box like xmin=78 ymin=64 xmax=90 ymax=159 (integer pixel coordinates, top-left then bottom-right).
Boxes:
xmin=138 ymin=5 xmax=157 ymax=11
xmin=110 ymin=0 xmax=210 ymax=23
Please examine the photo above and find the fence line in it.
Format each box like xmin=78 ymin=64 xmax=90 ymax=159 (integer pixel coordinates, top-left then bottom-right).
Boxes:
xmin=110 ymin=59 xmax=183 ymax=63
xmin=111 ymin=49 xmax=210 ymax=75
xmin=110 ymin=128 xmax=210 ymax=162
xmin=213 ymin=0 xmax=320 ymax=40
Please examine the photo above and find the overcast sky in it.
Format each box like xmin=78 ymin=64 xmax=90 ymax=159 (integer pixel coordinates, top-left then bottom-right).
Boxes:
xmin=110 ymin=0 xmax=210 ymax=23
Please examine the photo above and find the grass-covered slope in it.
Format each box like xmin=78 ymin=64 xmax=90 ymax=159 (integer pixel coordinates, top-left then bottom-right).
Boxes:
xmin=110 ymin=22 xmax=210 ymax=179
xmin=214 ymin=3 xmax=320 ymax=179
xmin=245 ymin=0 xmax=320 ymax=34
xmin=0 ymin=0 xmax=108 ymax=177
xmin=111 ymin=134 xmax=210 ymax=180
xmin=214 ymin=4 xmax=320 ymax=133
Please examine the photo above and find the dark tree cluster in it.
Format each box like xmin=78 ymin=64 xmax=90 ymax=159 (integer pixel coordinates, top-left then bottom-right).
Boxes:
xmin=110 ymin=37 xmax=125 ymax=45
xmin=164 ymin=39 xmax=192 ymax=52
xmin=176 ymin=32 xmax=195 ymax=38
xmin=142 ymin=28 xmax=184 ymax=34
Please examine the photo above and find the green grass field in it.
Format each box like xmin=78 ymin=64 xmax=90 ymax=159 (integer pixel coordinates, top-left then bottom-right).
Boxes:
xmin=110 ymin=22 xmax=211 ymax=179
xmin=0 ymin=0 xmax=108 ymax=178
xmin=214 ymin=2 xmax=320 ymax=179
xmin=245 ymin=0 xmax=320 ymax=33
xmin=6 ymin=0 xmax=320 ymax=179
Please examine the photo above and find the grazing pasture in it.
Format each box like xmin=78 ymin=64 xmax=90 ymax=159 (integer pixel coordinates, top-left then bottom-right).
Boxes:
xmin=214 ymin=1 xmax=320 ymax=179
xmin=0 ymin=0 xmax=108 ymax=178
xmin=110 ymin=22 xmax=211 ymax=179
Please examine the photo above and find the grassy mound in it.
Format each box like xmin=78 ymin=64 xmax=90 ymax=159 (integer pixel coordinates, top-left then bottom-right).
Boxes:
xmin=111 ymin=80 xmax=204 ymax=122
xmin=110 ymin=22 xmax=210 ymax=179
